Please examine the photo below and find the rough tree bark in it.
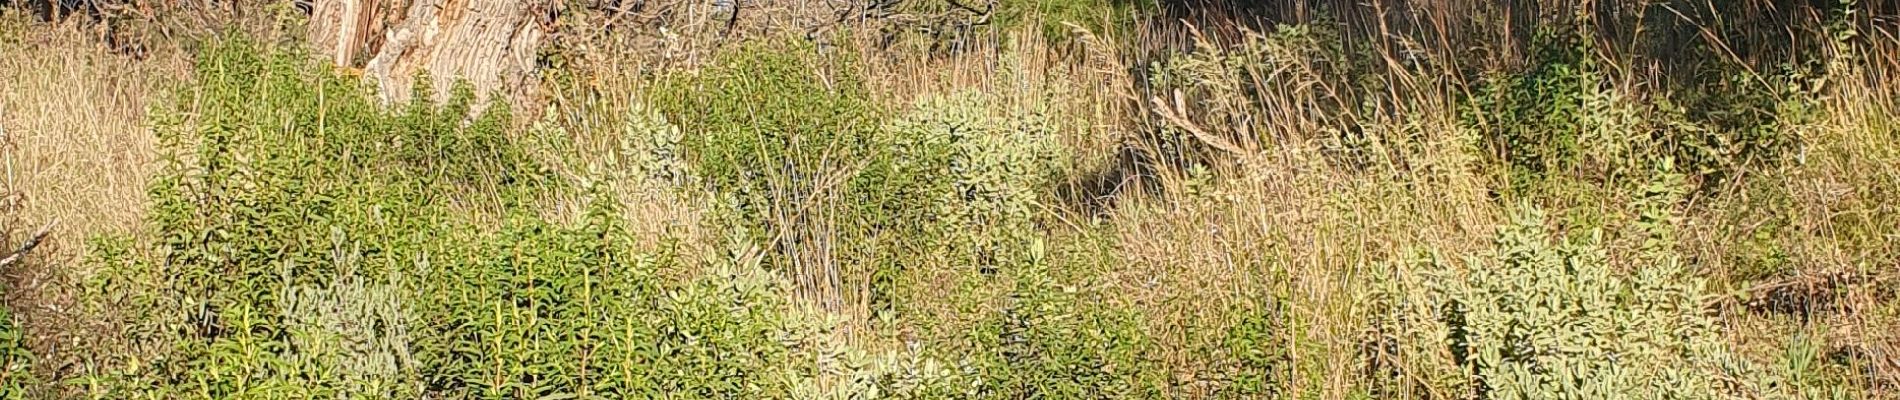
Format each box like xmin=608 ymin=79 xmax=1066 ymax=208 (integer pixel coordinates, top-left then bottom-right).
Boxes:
xmin=308 ymin=0 xmax=378 ymax=67
xmin=310 ymin=0 xmax=551 ymax=105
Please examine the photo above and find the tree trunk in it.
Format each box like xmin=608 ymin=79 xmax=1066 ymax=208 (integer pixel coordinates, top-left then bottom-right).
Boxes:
xmin=311 ymin=0 xmax=551 ymax=106
xmin=309 ymin=0 xmax=380 ymax=67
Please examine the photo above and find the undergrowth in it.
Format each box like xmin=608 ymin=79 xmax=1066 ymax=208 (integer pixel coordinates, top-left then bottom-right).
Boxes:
xmin=71 ymin=38 xmax=838 ymax=399
xmin=0 ymin=305 xmax=33 ymax=398
xmin=59 ymin=36 xmax=1188 ymax=399
xmin=0 ymin=1 xmax=1893 ymax=398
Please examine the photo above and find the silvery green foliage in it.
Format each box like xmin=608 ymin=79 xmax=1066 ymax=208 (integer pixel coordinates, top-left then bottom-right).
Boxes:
xmin=817 ymin=342 xmax=976 ymax=400
xmin=1417 ymin=205 xmax=1754 ymax=399
xmin=615 ymin=101 xmax=693 ymax=190
xmin=277 ymin=230 xmax=419 ymax=398
xmin=886 ymin=93 xmax=1064 ymax=268
xmin=883 ymin=94 xmax=1166 ymax=398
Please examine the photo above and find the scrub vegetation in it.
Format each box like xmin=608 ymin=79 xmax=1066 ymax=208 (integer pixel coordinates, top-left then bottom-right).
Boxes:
xmin=1 ymin=0 xmax=1897 ymax=398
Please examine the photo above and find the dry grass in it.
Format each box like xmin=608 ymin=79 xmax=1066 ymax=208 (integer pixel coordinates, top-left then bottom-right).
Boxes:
xmin=1075 ymin=2 xmax=1895 ymax=396
xmin=1 ymin=24 xmax=175 ymax=244
xmin=1104 ymin=103 xmax=1499 ymax=398
xmin=0 ymin=14 xmax=186 ymax=378
xmin=526 ymin=100 xmax=718 ymax=281
xmin=1668 ymin=20 xmax=1900 ymax=396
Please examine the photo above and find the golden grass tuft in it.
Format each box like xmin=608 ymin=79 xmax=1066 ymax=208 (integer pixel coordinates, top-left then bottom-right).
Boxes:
xmin=0 ymin=15 xmax=187 ymax=379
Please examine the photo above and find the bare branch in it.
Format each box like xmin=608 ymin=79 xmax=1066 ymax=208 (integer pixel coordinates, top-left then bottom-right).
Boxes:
xmin=1150 ymin=91 xmax=1253 ymax=157
xmin=0 ymin=220 xmax=56 ymax=269
xmin=940 ymin=0 xmax=988 ymax=15
xmin=941 ymin=0 xmax=991 ymax=25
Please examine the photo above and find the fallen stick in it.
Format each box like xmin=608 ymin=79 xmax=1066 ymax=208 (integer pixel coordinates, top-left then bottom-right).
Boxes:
xmin=0 ymin=220 xmax=55 ymax=269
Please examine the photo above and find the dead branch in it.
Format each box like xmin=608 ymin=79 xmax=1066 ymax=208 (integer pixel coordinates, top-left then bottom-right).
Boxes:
xmin=0 ymin=220 xmax=55 ymax=269
xmin=1150 ymin=90 xmax=1253 ymax=156
xmin=941 ymin=0 xmax=991 ymax=25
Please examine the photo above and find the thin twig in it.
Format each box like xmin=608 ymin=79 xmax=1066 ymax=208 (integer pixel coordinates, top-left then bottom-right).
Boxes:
xmin=0 ymin=220 xmax=56 ymax=269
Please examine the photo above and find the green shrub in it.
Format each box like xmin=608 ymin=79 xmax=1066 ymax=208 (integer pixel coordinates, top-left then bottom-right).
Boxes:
xmin=76 ymin=36 xmax=554 ymax=398
xmin=962 ymin=253 xmax=1165 ymax=399
xmin=74 ymin=38 xmax=844 ymax=399
xmin=0 ymin=305 xmax=35 ymax=399
xmin=410 ymin=210 xmax=830 ymax=399
xmin=874 ymin=92 xmax=1154 ymax=398
xmin=866 ymin=91 xmax=1076 ymax=362
xmin=1464 ymin=23 xmax=1816 ymax=196
xmin=651 ymin=43 xmax=1074 ymax=329
xmin=1377 ymin=202 xmax=1772 ymax=399
xmin=653 ymin=38 xmax=880 ymax=229
xmin=609 ymin=101 xmax=693 ymax=190
xmin=650 ymin=45 xmax=1157 ymax=400
xmin=882 ymin=92 xmax=1065 ymax=270
xmin=1461 ymin=27 xmax=1652 ymax=194
xmin=651 ymin=40 xmax=891 ymax=306
xmin=1217 ymin=300 xmax=1287 ymax=398
xmin=1662 ymin=66 xmax=1817 ymax=186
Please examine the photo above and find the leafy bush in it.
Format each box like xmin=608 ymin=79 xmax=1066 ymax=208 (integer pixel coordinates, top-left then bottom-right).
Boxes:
xmin=1464 ymin=24 xmax=1816 ymax=196
xmin=0 ymin=305 xmax=35 ymax=399
xmin=1217 ymin=300 xmax=1287 ymax=398
xmin=652 ymin=44 xmax=1162 ymax=399
xmin=1461 ymin=27 xmax=1653 ymax=192
xmin=651 ymin=43 xmax=1074 ymax=331
xmin=650 ymin=40 xmax=891 ymax=312
xmin=2 ymin=2 xmax=1893 ymax=398
xmin=73 ymin=38 xmax=846 ymax=399
xmin=882 ymin=92 xmax=1066 ymax=270
xmin=77 ymin=36 xmax=559 ymax=397
xmin=607 ymin=101 xmax=693 ymax=190
xmin=276 ymin=243 xmax=421 ymax=398
xmin=1376 ymin=201 xmax=1777 ymax=399
xmin=841 ymin=91 xmax=1168 ymax=398
xmin=653 ymin=39 xmax=881 ymax=240
xmin=411 ymin=211 xmax=833 ymax=399
xmin=961 ymin=253 xmax=1165 ymax=399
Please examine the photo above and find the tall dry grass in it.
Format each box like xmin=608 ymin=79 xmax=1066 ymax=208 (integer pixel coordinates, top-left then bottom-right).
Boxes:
xmin=1096 ymin=19 xmax=1503 ymax=396
xmin=1052 ymin=0 xmax=1894 ymax=396
xmin=0 ymin=12 xmax=186 ymax=379
xmin=1691 ymin=18 xmax=1900 ymax=391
